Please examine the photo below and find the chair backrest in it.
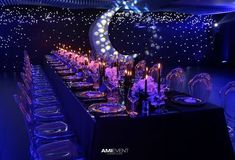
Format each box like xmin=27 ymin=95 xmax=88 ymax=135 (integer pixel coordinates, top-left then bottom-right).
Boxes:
xmin=135 ymin=60 xmax=146 ymax=81
xmin=21 ymin=73 xmax=31 ymax=92
xmin=13 ymin=94 xmax=32 ymax=123
xmin=149 ymin=64 xmax=160 ymax=83
xmin=17 ymin=82 xmax=32 ymax=106
xmin=188 ymin=73 xmax=212 ymax=102
xmin=220 ymin=81 xmax=235 ymax=127
xmin=166 ymin=68 xmax=185 ymax=92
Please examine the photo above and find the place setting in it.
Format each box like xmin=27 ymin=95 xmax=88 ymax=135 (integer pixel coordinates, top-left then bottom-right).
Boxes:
xmin=54 ymin=65 xmax=70 ymax=71
xmin=88 ymin=103 xmax=126 ymax=115
xmin=76 ymin=91 xmax=107 ymax=103
xmin=62 ymin=75 xmax=83 ymax=82
xmin=57 ymin=69 xmax=75 ymax=76
xmin=68 ymin=81 xmax=94 ymax=91
xmin=170 ymin=94 xmax=205 ymax=106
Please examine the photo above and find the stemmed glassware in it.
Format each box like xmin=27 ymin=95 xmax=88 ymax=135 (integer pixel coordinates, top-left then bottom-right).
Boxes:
xmin=82 ymin=66 xmax=90 ymax=82
xmin=105 ymin=79 xmax=119 ymax=103
xmin=150 ymin=93 xmax=166 ymax=114
xmin=91 ymin=70 xmax=100 ymax=91
xmin=127 ymin=88 xmax=138 ymax=117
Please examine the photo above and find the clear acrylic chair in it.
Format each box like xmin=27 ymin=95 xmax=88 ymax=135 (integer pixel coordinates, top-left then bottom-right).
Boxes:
xmin=14 ymin=95 xmax=78 ymax=159
xmin=188 ymin=73 xmax=212 ymax=102
xmin=15 ymin=93 xmax=72 ymax=138
xmin=135 ymin=60 xmax=146 ymax=81
xmin=220 ymin=81 xmax=235 ymax=139
xmin=13 ymin=94 xmax=33 ymax=126
xmin=17 ymin=82 xmax=63 ymax=122
xmin=149 ymin=64 xmax=160 ymax=83
xmin=36 ymin=139 xmax=84 ymax=160
xmin=166 ymin=68 xmax=185 ymax=92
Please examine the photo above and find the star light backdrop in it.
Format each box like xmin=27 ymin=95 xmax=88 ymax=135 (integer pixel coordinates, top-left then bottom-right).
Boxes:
xmin=0 ymin=5 xmax=232 ymax=71
xmin=109 ymin=10 xmax=216 ymax=65
xmin=0 ymin=5 xmax=104 ymax=71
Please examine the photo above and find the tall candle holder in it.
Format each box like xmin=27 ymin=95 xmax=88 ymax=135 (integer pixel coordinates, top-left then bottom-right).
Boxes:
xmin=142 ymin=73 xmax=149 ymax=115
xmin=157 ymin=63 xmax=161 ymax=94
xmin=123 ymin=69 xmax=133 ymax=105
xmin=153 ymin=63 xmax=167 ymax=114
xmin=116 ymin=58 xmax=119 ymax=79
xmin=84 ymin=57 xmax=89 ymax=66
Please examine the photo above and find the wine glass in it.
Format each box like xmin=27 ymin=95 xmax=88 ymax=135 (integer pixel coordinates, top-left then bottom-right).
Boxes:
xmin=82 ymin=67 xmax=91 ymax=82
xmin=105 ymin=78 xmax=118 ymax=103
xmin=91 ymin=70 xmax=100 ymax=91
xmin=127 ymin=88 xmax=138 ymax=117
xmin=149 ymin=91 xmax=167 ymax=114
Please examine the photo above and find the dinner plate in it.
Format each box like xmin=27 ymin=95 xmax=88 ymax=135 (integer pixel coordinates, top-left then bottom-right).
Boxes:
xmin=76 ymin=91 xmax=106 ymax=99
xmin=33 ymin=89 xmax=54 ymax=95
xmin=57 ymin=70 xmax=75 ymax=76
xmin=171 ymin=95 xmax=205 ymax=106
xmin=54 ymin=66 xmax=70 ymax=71
xmin=50 ymin=63 xmax=65 ymax=67
xmin=68 ymin=82 xmax=93 ymax=90
xmin=35 ymin=96 xmax=57 ymax=103
xmin=88 ymin=103 xmax=126 ymax=114
xmin=48 ymin=61 xmax=61 ymax=65
xmin=62 ymin=75 xmax=83 ymax=82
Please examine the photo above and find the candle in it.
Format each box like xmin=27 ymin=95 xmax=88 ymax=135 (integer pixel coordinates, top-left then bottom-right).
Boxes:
xmin=124 ymin=69 xmax=128 ymax=76
xmin=98 ymin=62 xmax=102 ymax=86
xmin=84 ymin=57 xmax=89 ymax=65
xmin=157 ymin=63 xmax=161 ymax=94
xmin=145 ymin=74 xmax=148 ymax=98
xmin=88 ymin=50 xmax=91 ymax=60
xmin=124 ymin=69 xmax=128 ymax=86
xmin=145 ymin=67 xmax=148 ymax=77
xmin=116 ymin=56 xmax=119 ymax=78
xmin=102 ymin=62 xmax=106 ymax=79
xmin=99 ymin=61 xmax=102 ymax=74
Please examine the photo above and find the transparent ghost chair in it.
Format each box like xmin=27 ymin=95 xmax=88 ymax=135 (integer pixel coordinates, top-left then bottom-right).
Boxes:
xmin=188 ymin=73 xmax=212 ymax=102
xmin=17 ymin=82 xmax=64 ymax=127
xmin=14 ymin=93 xmax=74 ymax=151
xmin=220 ymin=81 xmax=235 ymax=140
xmin=36 ymin=139 xmax=85 ymax=160
xmin=14 ymin=95 xmax=83 ymax=160
xmin=18 ymin=79 xmax=60 ymax=109
xmin=166 ymin=68 xmax=185 ymax=92
xmin=134 ymin=60 xmax=146 ymax=82
xmin=149 ymin=64 xmax=160 ymax=83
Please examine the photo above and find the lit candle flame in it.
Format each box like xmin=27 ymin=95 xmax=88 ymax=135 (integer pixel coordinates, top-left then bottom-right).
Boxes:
xmin=158 ymin=63 xmax=161 ymax=69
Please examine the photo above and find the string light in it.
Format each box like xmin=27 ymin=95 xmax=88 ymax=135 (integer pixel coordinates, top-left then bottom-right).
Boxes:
xmin=0 ymin=5 xmax=104 ymax=70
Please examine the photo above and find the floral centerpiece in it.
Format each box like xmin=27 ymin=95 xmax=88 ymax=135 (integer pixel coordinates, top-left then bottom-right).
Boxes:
xmin=76 ymin=55 xmax=85 ymax=65
xmin=131 ymin=76 xmax=157 ymax=99
xmin=105 ymin=67 xmax=118 ymax=87
xmin=87 ymin=60 xmax=99 ymax=73
xmin=131 ymin=76 xmax=166 ymax=107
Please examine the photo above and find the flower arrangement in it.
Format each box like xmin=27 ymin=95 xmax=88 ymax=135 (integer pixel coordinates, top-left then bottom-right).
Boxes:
xmin=105 ymin=67 xmax=118 ymax=87
xmin=131 ymin=76 xmax=167 ymax=106
xmin=131 ymin=76 xmax=158 ymax=98
xmin=87 ymin=60 xmax=99 ymax=73
xmin=76 ymin=55 xmax=85 ymax=65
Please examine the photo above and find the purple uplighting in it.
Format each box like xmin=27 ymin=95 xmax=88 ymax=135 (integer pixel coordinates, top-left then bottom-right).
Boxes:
xmin=0 ymin=1 xmax=235 ymax=160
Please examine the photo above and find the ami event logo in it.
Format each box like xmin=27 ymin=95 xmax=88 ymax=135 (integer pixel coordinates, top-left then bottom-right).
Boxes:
xmin=101 ymin=148 xmax=129 ymax=155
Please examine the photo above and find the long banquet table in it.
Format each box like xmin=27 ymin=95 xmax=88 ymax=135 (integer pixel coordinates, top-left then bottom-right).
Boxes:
xmin=43 ymin=60 xmax=234 ymax=160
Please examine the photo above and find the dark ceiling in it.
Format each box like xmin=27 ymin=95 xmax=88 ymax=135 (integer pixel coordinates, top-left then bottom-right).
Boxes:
xmin=0 ymin=0 xmax=235 ymax=15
